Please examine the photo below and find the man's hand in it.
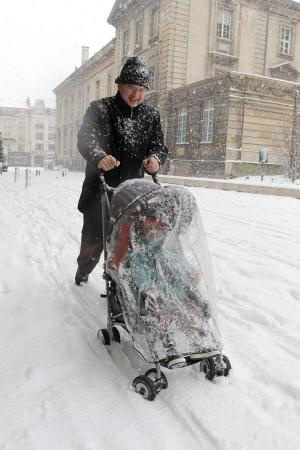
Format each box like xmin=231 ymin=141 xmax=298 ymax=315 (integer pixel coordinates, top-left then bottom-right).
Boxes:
xmin=143 ymin=156 xmax=160 ymax=174
xmin=98 ymin=155 xmax=120 ymax=171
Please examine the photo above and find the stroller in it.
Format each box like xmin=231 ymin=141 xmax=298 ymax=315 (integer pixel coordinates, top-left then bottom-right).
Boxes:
xmin=97 ymin=174 xmax=231 ymax=401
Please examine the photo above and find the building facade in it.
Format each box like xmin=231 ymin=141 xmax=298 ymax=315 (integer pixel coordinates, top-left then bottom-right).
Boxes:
xmin=0 ymin=100 xmax=56 ymax=167
xmin=53 ymin=42 xmax=115 ymax=169
xmin=54 ymin=0 xmax=300 ymax=177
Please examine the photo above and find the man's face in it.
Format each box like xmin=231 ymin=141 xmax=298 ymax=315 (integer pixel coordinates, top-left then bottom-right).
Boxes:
xmin=118 ymin=84 xmax=146 ymax=107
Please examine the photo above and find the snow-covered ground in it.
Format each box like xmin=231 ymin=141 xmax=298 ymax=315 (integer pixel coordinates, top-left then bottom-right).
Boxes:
xmin=161 ymin=173 xmax=300 ymax=190
xmin=225 ymin=174 xmax=300 ymax=188
xmin=0 ymin=168 xmax=299 ymax=450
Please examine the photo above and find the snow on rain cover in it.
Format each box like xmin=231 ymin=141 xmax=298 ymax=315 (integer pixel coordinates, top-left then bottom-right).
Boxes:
xmin=106 ymin=179 xmax=222 ymax=363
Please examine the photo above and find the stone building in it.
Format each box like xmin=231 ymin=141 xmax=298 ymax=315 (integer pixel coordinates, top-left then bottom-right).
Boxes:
xmin=54 ymin=0 xmax=300 ymax=177
xmin=167 ymin=71 xmax=300 ymax=177
xmin=0 ymin=100 xmax=56 ymax=167
xmin=53 ymin=42 xmax=115 ymax=169
xmin=31 ymin=100 xmax=56 ymax=167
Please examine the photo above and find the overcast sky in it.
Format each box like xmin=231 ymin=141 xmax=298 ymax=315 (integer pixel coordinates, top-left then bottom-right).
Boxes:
xmin=1 ymin=0 xmax=300 ymax=109
xmin=0 ymin=0 xmax=115 ymax=108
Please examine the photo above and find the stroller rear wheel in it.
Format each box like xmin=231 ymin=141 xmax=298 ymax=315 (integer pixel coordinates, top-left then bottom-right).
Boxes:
xmin=214 ymin=354 xmax=231 ymax=377
xmin=133 ymin=375 xmax=157 ymax=401
xmin=200 ymin=357 xmax=216 ymax=381
xmin=200 ymin=354 xmax=232 ymax=380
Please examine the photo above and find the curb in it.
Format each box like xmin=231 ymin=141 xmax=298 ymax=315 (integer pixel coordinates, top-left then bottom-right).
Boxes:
xmin=147 ymin=175 xmax=300 ymax=199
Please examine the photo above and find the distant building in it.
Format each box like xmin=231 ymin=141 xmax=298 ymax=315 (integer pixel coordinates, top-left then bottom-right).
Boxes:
xmin=0 ymin=100 xmax=56 ymax=167
xmin=54 ymin=0 xmax=300 ymax=178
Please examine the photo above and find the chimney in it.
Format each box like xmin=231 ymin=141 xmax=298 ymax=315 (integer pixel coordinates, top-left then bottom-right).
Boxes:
xmin=81 ymin=46 xmax=89 ymax=65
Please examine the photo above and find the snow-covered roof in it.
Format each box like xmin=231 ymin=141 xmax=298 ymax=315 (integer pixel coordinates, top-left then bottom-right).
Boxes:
xmin=230 ymin=70 xmax=300 ymax=86
xmin=108 ymin=0 xmax=132 ymax=26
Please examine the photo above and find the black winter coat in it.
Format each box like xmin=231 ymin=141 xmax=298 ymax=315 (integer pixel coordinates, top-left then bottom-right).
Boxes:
xmin=77 ymin=91 xmax=168 ymax=214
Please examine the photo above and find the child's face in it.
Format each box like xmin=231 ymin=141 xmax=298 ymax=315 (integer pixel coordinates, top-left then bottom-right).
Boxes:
xmin=137 ymin=217 xmax=170 ymax=242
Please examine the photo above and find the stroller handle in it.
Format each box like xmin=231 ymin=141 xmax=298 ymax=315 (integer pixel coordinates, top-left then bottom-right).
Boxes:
xmin=151 ymin=173 xmax=160 ymax=185
xmin=99 ymin=170 xmax=159 ymax=187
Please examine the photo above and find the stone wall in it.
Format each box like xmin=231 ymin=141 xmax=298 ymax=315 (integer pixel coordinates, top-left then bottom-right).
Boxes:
xmin=162 ymin=72 xmax=300 ymax=178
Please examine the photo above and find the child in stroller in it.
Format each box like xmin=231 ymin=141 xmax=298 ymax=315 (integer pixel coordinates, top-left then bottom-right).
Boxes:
xmin=99 ymin=177 xmax=231 ymax=400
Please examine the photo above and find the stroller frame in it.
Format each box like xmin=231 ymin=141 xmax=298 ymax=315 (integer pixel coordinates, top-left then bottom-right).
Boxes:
xmin=96 ymin=173 xmax=231 ymax=401
xmin=97 ymin=173 xmax=168 ymax=400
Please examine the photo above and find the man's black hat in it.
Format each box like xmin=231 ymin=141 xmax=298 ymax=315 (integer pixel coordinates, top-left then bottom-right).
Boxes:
xmin=115 ymin=56 xmax=150 ymax=89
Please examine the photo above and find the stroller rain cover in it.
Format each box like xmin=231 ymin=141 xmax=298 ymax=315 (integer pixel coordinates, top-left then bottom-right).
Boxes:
xmin=106 ymin=179 xmax=222 ymax=363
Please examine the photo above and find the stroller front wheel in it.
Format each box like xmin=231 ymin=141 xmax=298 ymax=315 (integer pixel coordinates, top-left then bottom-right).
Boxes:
xmin=98 ymin=327 xmax=121 ymax=345
xmin=112 ymin=326 xmax=121 ymax=343
xmin=99 ymin=328 xmax=110 ymax=346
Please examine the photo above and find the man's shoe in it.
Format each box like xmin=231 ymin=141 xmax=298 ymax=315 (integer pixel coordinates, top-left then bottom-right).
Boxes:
xmin=75 ymin=270 xmax=89 ymax=286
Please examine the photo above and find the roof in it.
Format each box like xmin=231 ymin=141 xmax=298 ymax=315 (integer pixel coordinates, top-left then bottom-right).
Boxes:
xmin=53 ymin=39 xmax=115 ymax=94
xmin=107 ymin=0 xmax=134 ymax=26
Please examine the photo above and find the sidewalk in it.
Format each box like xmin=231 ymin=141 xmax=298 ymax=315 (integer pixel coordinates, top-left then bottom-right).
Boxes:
xmin=148 ymin=175 xmax=300 ymax=199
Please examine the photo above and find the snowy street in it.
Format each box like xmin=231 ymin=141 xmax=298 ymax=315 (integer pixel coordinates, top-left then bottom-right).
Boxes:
xmin=0 ymin=169 xmax=300 ymax=450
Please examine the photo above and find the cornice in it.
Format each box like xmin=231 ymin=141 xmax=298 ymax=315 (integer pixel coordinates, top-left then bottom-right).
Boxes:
xmin=108 ymin=0 xmax=156 ymax=26
xmin=250 ymin=0 xmax=300 ymax=13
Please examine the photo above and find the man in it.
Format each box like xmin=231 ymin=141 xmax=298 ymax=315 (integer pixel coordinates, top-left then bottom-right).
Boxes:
xmin=75 ymin=56 xmax=168 ymax=285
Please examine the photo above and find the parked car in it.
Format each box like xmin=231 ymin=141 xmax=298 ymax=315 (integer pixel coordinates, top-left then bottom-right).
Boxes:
xmin=2 ymin=162 xmax=8 ymax=172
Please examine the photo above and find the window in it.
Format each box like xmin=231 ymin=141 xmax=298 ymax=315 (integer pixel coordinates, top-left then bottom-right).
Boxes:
xmin=63 ymin=126 xmax=67 ymax=149
xmin=48 ymin=133 xmax=56 ymax=140
xmin=35 ymin=122 xmax=44 ymax=129
xmin=70 ymin=96 xmax=74 ymax=119
xmin=163 ymin=117 xmax=168 ymax=141
xmin=78 ymin=91 xmax=82 ymax=118
xmin=18 ymin=133 xmax=25 ymax=141
xmin=69 ymin=129 xmax=73 ymax=151
xmin=280 ymin=25 xmax=293 ymax=56
xmin=86 ymin=86 xmax=90 ymax=106
xmin=4 ymin=119 xmax=11 ymax=128
xmin=217 ymin=7 xmax=232 ymax=40
xmin=96 ymin=80 xmax=100 ymax=99
xmin=176 ymin=107 xmax=188 ymax=144
xmin=4 ymin=131 xmax=11 ymax=138
xmin=35 ymin=132 xmax=44 ymax=140
xmin=202 ymin=100 xmax=214 ymax=143
xmin=64 ymin=99 xmax=68 ymax=121
xmin=18 ymin=120 xmax=25 ymax=129
xmin=122 ymin=28 xmax=129 ymax=57
xmin=35 ymin=143 xmax=44 ymax=151
xmin=135 ymin=18 xmax=143 ymax=47
xmin=150 ymin=7 xmax=159 ymax=38
xmin=149 ymin=67 xmax=155 ymax=90
xmin=2 ymin=109 xmax=11 ymax=116
xmin=18 ymin=144 xmax=24 ymax=151
xmin=107 ymin=73 xmax=112 ymax=96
